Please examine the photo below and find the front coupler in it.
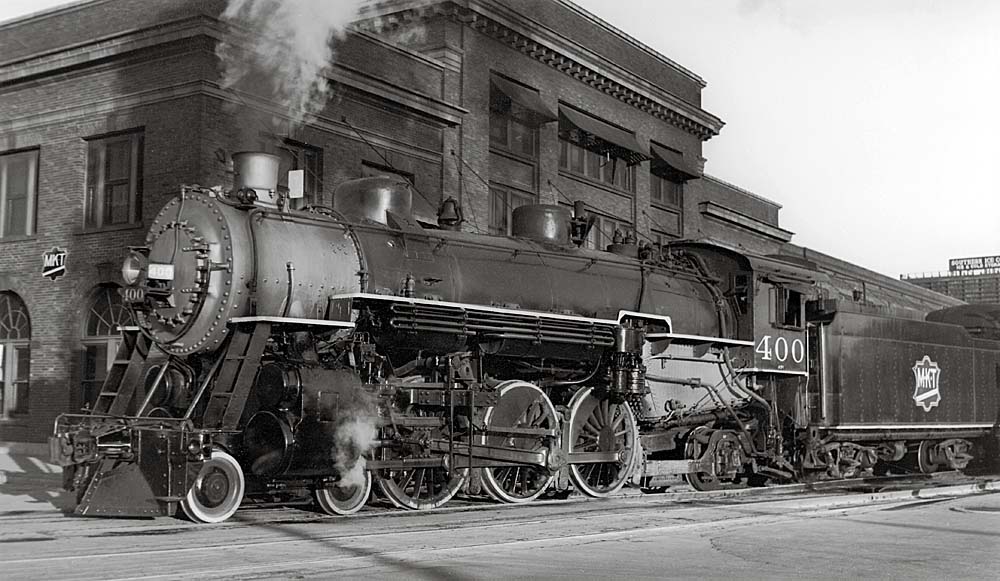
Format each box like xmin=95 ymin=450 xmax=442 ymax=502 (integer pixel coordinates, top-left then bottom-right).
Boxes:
xmin=50 ymin=414 xmax=210 ymax=517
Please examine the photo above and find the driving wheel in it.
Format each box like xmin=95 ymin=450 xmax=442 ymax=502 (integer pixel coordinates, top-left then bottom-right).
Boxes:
xmin=480 ymin=381 xmax=559 ymax=504
xmin=566 ymin=386 xmax=637 ymax=497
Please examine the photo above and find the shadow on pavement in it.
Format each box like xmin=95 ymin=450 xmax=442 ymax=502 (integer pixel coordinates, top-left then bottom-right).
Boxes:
xmin=232 ymin=511 xmax=474 ymax=581
xmin=0 ymin=452 xmax=74 ymax=515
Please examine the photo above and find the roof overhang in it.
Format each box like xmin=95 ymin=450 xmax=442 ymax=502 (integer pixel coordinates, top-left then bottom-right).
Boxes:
xmin=650 ymin=141 xmax=700 ymax=181
xmin=559 ymin=106 xmax=650 ymax=165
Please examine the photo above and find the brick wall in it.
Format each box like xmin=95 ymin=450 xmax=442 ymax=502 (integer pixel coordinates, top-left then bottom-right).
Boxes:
xmin=456 ymin=23 xmax=705 ymax=241
xmin=0 ymin=0 xmax=226 ymax=64
xmin=0 ymin=95 xmax=207 ymax=440
xmin=495 ymin=0 xmax=704 ymax=105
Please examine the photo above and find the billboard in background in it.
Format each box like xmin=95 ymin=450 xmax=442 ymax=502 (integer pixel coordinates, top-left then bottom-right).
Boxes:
xmin=949 ymin=255 xmax=1000 ymax=273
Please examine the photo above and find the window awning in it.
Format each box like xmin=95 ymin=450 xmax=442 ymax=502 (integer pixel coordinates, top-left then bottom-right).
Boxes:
xmin=650 ymin=142 xmax=700 ymax=181
xmin=491 ymin=76 xmax=557 ymax=124
xmin=559 ymin=106 xmax=650 ymax=166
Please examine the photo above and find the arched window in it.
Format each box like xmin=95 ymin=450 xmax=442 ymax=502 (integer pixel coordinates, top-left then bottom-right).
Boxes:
xmin=0 ymin=291 xmax=30 ymax=418
xmin=82 ymin=285 xmax=134 ymax=407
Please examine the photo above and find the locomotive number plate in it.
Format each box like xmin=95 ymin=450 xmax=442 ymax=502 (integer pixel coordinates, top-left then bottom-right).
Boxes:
xmin=120 ymin=286 xmax=146 ymax=302
xmin=147 ymin=263 xmax=175 ymax=281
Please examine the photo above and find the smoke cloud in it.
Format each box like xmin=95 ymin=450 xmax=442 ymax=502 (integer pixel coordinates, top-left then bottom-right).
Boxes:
xmin=218 ymin=0 xmax=364 ymax=125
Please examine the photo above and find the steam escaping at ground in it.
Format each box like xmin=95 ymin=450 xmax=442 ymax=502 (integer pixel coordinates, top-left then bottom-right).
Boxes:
xmin=334 ymin=415 xmax=377 ymax=489
xmin=325 ymin=371 xmax=379 ymax=490
xmin=218 ymin=0 xmax=363 ymax=126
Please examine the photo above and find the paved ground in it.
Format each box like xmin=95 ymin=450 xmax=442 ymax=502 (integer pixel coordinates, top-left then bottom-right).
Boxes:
xmin=0 ymin=443 xmax=73 ymax=515
xmin=2 ymin=446 xmax=999 ymax=580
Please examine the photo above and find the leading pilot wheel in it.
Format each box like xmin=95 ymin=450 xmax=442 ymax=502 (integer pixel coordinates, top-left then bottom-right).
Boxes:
xmin=566 ymin=386 xmax=638 ymax=497
xmin=314 ymin=470 xmax=372 ymax=516
xmin=180 ymin=449 xmax=245 ymax=524
xmin=480 ymin=381 xmax=559 ymax=504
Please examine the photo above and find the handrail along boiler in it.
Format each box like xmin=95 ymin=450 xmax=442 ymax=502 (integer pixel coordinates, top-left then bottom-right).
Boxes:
xmin=49 ymin=152 xmax=1000 ymax=522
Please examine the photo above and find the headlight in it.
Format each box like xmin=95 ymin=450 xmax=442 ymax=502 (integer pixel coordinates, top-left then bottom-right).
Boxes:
xmin=121 ymin=251 xmax=146 ymax=285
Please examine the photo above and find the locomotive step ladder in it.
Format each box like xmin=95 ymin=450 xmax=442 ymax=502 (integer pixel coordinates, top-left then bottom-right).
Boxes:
xmin=200 ymin=321 xmax=272 ymax=430
xmin=198 ymin=317 xmax=356 ymax=430
xmin=90 ymin=327 xmax=150 ymax=417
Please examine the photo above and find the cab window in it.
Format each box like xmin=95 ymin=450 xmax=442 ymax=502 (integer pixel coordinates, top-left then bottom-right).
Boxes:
xmin=773 ymin=286 xmax=803 ymax=329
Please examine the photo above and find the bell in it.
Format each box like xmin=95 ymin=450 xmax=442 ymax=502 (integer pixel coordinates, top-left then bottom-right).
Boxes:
xmin=437 ymin=197 xmax=463 ymax=229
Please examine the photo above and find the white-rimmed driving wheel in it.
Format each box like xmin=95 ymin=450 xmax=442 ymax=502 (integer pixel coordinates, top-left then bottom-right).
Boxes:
xmin=566 ymin=386 xmax=638 ymax=497
xmin=480 ymin=381 xmax=559 ymax=504
xmin=180 ymin=449 xmax=245 ymax=523
xmin=314 ymin=470 xmax=372 ymax=516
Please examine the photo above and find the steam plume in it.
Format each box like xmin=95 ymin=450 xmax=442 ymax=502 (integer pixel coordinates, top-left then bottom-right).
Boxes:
xmin=325 ymin=372 xmax=379 ymax=490
xmin=218 ymin=0 xmax=363 ymax=125
xmin=334 ymin=416 xmax=377 ymax=489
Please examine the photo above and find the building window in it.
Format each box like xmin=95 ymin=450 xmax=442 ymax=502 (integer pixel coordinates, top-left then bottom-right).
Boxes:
xmin=0 ymin=149 xmax=38 ymax=239
xmin=557 ymin=105 xmax=645 ymax=194
xmin=277 ymin=140 xmax=323 ymax=206
xmin=490 ymin=100 xmax=538 ymax=159
xmin=584 ymin=214 xmax=631 ymax=251
xmin=651 ymin=230 xmax=678 ymax=247
xmin=559 ymin=139 xmax=636 ymax=193
xmin=490 ymin=74 xmax=551 ymax=160
xmin=651 ymin=172 xmax=683 ymax=208
xmin=0 ymin=292 xmax=30 ymax=418
xmin=490 ymin=187 xmax=535 ymax=236
xmin=489 ymin=78 xmax=545 ymax=235
xmin=490 ymin=114 xmax=537 ymax=158
xmin=81 ymin=285 xmax=133 ymax=408
xmin=86 ymin=132 xmax=143 ymax=229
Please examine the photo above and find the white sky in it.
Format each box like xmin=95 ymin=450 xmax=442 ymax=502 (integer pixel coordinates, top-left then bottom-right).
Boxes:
xmin=3 ymin=0 xmax=998 ymax=278
xmin=573 ymin=0 xmax=1000 ymax=278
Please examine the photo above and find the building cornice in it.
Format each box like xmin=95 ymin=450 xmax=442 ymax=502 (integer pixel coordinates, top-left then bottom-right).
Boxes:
xmin=0 ymin=15 xmax=217 ymax=83
xmin=699 ymin=201 xmax=794 ymax=242
xmin=703 ymin=174 xmax=783 ymax=210
xmin=553 ymin=0 xmax=706 ymax=87
xmin=356 ymin=0 xmax=724 ymax=141
xmin=0 ymin=15 xmax=464 ymax=127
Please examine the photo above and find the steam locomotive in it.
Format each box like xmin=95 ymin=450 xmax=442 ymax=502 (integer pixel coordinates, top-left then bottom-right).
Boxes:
xmin=50 ymin=153 xmax=1000 ymax=523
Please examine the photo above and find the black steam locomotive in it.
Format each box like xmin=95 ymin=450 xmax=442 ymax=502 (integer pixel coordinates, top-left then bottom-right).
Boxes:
xmin=50 ymin=153 xmax=999 ymax=522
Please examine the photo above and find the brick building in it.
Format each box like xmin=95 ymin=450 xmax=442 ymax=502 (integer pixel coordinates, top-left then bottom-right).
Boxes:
xmin=0 ymin=0 xmax=958 ymax=442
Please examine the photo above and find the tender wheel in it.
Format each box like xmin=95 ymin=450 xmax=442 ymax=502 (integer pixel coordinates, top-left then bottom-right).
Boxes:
xmin=480 ymin=381 xmax=559 ymax=504
xmin=684 ymin=427 xmax=723 ymax=491
xmin=916 ymin=440 xmax=941 ymax=474
xmin=314 ymin=470 xmax=372 ymax=516
xmin=180 ymin=449 xmax=245 ymax=523
xmin=566 ymin=386 xmax=637 ymax=497
xmin=684 ymin=427 xmax=748 ymax=491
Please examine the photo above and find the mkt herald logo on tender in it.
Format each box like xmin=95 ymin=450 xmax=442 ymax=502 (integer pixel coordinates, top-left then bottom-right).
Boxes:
xmin=912 ymin=355 xmax=941 ymax=412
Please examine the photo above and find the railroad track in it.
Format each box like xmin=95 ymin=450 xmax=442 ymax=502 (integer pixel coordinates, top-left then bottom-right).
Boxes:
xmin=231 ymin=469 xmax=993 ymax=519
